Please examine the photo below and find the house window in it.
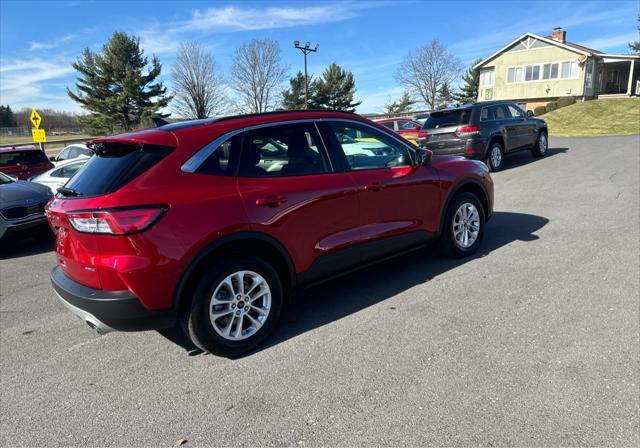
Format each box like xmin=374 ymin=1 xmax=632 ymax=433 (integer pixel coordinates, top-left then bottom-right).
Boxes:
xmin=560 ymin=61 xmax=578 ymax=78
xmin=542 ymin=63 xmax=559 ymax=80
xmin=480 ymin=68 xmax=495 ymax=86
xmin=525 ymin=65 xmax=540 ymax=81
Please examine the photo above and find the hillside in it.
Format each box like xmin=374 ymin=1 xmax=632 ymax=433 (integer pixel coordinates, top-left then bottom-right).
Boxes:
xmin=542 ymin=97 xmax=640 ymax=137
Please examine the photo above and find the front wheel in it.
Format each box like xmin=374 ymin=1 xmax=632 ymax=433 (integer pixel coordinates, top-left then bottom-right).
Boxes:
xmin=532 ymin=131 xmax=548 ymax=157
xmin=439 ymin=192 xmax=485 ymax=258
xmin=183 ymin=256 xmax=283 ymax=357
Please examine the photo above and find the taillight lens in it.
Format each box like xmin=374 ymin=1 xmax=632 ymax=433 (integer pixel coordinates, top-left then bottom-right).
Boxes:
xmin=455 ymin=125 xmax=481 ymax=137
xmin=418 ymin=131 xmax=428 ymax=139
xmin=66 ymin=206 xmax=167 ymax=235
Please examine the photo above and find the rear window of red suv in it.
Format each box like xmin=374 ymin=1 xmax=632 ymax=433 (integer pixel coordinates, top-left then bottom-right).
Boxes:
xmin=0 ymin=150 xmax=49 ymax=166
xmin=423 ymin=109 xmax=471 ymax=129
xmin=60 ymin=142 xmax=173 ymax=197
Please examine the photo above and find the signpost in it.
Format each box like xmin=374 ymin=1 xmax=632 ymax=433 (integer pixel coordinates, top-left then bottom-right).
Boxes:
xmin=30 ymin=108 xmax=47 ymax=148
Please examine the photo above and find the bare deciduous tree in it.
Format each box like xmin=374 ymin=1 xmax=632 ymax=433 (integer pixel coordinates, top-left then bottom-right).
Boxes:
xmin=230 ymin=39 xmax=287 ymax=113
xmin=172 ymin=42 xmax=226 ymax=119
xmin=396 ymin=40 xmax=462 ymax=110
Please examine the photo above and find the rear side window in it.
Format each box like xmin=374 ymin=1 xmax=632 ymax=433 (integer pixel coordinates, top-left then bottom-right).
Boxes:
xmin=196 ymin=134 xmax=242 ymax=176
xmin=380 ymin=121 xmax=395 ymax=130
xmin=0 ymin=150 xmax=48 ymax=166
xmin=62 ymin=143 xmax=173 ymax=197
xmin=423 ymin=109 xmax=471 ymax=129
xmin=239 ymin=123 xmax=328 ymax=177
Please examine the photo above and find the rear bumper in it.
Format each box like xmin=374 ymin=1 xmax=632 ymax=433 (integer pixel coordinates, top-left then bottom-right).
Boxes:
xmin=425 ymin=139 xmax=486 ymax=159
xmin=51 ymin=266 xmax=176 ymax=332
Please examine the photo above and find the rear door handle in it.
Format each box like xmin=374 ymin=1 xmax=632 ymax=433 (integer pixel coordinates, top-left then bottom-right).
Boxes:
xmin=363 ymin=181 xmax=385 ymax=192
xmin=255 ymin=195 xmax=287 ymax=207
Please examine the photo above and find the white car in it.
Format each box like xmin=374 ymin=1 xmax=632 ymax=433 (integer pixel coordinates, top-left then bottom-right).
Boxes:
xmin=30 ymin=156 xmax=90 ymax=193
xmin=50 ymin=144 xmax=93 ymax=166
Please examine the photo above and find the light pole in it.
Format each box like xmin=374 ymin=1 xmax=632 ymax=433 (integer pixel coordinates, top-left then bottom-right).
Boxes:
xmin=294 ymin=41 xmax=319 ymax=109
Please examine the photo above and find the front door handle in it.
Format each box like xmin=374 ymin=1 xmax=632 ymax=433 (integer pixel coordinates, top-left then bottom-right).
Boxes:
xmin=363 ymin=181 xmax=385 ymax=192
xmin=255 ymin=195 xmax=287 ymax=207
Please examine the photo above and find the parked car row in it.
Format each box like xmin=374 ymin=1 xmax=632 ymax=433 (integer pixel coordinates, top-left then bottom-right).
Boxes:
xmin=0 ymin=144 xmax=93 ymax=240
xmin=374 ymin=101 xmax=548 ymax=172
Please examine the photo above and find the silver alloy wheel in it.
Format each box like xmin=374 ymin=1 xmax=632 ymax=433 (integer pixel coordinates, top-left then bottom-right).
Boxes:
xmin=490 ymin=145 xmax=502 ymax=168
xmin=209 ymin=270 xmax=271 ymax=341
xmin=539 ymin=134 xmax=548 ymax=154
xmin=453 ymin=202 xmax=480 ymax=249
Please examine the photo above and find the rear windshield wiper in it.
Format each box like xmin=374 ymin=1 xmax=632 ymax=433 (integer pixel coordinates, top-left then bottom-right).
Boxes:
xmin=57 ymin=187 xmax=83 ymax=196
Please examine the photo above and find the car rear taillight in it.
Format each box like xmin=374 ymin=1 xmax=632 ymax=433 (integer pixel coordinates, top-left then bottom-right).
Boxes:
xmin=417 ymin=131 xmax=428 ymax=139
xmin=66 ymin=206 xmax=167 ymax=235
xmin=455 ymin=125 xmax=481 ymax=137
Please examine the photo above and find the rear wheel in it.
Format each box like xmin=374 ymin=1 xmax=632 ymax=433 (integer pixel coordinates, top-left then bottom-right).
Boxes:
xmin=439 ymin=192 xmax=485 ymax=258
xmin=183 ymin=256 xmax=283 ymax=357
xmin=485 ymin=141 xmax=504 ymax=172
xmin=532 ymin=131 xmax=548 ymax=157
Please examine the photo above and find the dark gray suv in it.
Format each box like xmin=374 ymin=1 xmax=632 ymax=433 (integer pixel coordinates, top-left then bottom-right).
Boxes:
xmin=418 ymin=101 xmax=548 ymax=171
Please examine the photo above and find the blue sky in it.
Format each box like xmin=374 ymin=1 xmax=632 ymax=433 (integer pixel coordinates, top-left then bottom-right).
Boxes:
xmin=1 ymin=0 xmax=638 ymax=114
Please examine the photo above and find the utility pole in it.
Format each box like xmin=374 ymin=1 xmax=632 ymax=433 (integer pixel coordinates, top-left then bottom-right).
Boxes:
xmin=294 ymin=41 xmax=319 ymax=109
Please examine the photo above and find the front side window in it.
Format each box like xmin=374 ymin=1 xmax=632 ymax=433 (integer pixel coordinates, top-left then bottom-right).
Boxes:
xmin=507 ymin=104 xmax=525 ymax=118
xmin=239 ymin=123 xmax=328 ymax=177
xmin=329 ymin=122 xmax=412 ymax=171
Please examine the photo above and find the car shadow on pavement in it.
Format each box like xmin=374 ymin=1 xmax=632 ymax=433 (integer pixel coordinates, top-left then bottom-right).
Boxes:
xmin=159 ymin=211 xmax=548 ymax=358
xmin=502 ymin=146 xmax=568 ymax=170
xmin=0 ymin=228 xmax=54 ymax=260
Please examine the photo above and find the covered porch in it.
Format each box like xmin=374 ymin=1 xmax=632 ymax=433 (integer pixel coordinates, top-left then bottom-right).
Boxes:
xmin=596 ymin=55 xmax=640 ymax=97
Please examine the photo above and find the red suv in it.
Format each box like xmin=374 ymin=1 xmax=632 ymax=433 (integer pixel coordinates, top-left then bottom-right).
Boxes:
xmin=47 ymin=111 xmax=493 ymax=357
xmin=0 ymin=146 xmax=54 ymax=180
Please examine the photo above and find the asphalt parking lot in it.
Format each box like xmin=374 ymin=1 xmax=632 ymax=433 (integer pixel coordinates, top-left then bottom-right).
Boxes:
xmin=1 ymin=135 xmax=638 ymax=446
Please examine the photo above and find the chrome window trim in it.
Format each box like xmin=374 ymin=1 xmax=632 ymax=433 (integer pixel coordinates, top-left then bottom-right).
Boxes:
xmin=181 ymin=117 xmax=416 ymax=173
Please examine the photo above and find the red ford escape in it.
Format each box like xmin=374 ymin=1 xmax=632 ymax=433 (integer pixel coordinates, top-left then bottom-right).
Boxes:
xmin=47 ymin=110 xmax=493 ymax=357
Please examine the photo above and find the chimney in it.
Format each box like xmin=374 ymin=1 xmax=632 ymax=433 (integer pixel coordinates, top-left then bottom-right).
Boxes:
xmin=552 ymin=27 xmax=566 ymax=43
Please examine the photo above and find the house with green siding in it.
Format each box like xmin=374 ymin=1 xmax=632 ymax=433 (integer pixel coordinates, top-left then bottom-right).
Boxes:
xmin=474 ymin=27 xmax=639 ymax=111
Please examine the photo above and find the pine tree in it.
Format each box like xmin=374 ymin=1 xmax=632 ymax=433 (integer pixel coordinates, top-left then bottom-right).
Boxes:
xmin=281 ymin=71 xmax=314 ymax=110
xmin=312 ymin=63 xmax=361 ymax=111
xmin=452 ymin=58 xmax=482 ymax=104
xmin=437 ymin=82 xmax=453 ymax=109
xmin=0 ymin=105 xmax=16 ymax=127
xmin=68 ymin=32 xmax=171 ymax=134
xmin=385 ymin=92 xmax=416 ymax=114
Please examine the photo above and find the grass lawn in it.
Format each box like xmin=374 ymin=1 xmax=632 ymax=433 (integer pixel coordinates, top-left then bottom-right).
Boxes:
xmin=0 ymin=134 xmax=93 ymax=145
xmin=543 ymin=97 xmax=640 ymax=137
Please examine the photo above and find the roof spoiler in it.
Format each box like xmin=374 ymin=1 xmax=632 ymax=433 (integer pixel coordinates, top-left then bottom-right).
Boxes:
xmin=151 ymin=116 xmax=170 ymax=127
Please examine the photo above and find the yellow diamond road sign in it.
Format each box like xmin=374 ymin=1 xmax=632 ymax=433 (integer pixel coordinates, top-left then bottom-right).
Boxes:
xmin=30 ymin=108 xmax=42 ymax=129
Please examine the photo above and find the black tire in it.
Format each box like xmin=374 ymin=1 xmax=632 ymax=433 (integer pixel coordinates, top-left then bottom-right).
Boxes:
xmin=485 ymin=141 xmax=504 ymax=172
xmin=182 ymin=256 xmax=283 ymax=358
xmin=438 ymin=192 xmax=485 ymax=258
xmin=532 ymin=131 xmax=548 ymax=157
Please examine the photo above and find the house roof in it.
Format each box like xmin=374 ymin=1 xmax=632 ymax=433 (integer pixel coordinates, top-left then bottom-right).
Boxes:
xmin=473 ymin=32 xmax=639 ymax=69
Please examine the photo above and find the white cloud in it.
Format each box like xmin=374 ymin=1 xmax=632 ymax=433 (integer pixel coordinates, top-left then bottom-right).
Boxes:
xmin=184 ymin=5 xmax=357 ymax=32
xmin=0 ymin=58 xmax=75 ymax=110
xmin=139 ymin=2 xmax=373 ymax=55
xmin=28 ymin=42 xmax=58 ymax=51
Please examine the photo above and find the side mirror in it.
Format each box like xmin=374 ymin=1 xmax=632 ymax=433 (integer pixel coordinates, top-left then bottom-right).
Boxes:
xmin=415 ymin=147 xmax=432 ymax=166
xmin=49 ymin=156 xmax=56 ymax=161
xmin=526 ymin=110 xmax=534 ymax=117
